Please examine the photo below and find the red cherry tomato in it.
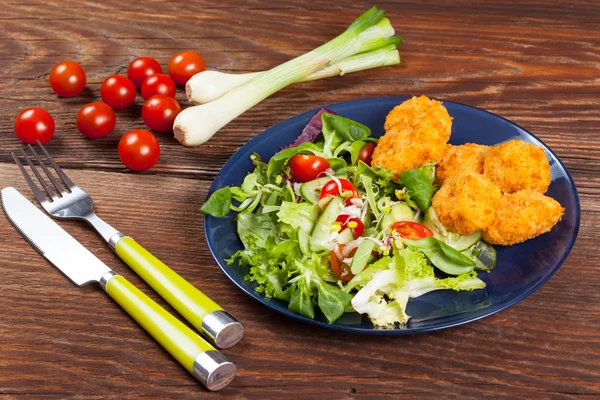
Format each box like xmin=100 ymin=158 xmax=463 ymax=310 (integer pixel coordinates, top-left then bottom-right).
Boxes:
xmin=49 ymin=61 xmax=86 ymax=97
xmin=319 ymin=178 xmax=359 ymax=204
xmin=100 ymin=75 xmax=136 ymax=109
xmin=392 ymin=221 xmax=434 ymax=240
xmin=127 ymin=57 xmax=163 ymax=88
xmin=330 ymin=244 xmax=357 ymax=282
xmin=142 ymin=95 xmax=181 ymax=133
xmin=288 ymin=154 xmax=330 ymax=183
xmin=14 ymin=107 xmax=55 ymax=144
xmin=141 ymin=74 xmax=176 ymax=100
xmin=358 ymin=142 xmax=376 ymax=166
xmin=336 ymin=215 xmax=365 ymax=238
xmin=118 ymin=129 xmax=160 ymax=171
xmin=168 ymin=51 xmax=206 ymax=86
xmin=76 ymin=102 xmax=116 ymax=139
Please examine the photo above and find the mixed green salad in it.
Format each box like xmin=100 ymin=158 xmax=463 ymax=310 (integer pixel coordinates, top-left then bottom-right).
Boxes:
xmin=202 ymin=109 xmax=496 ymax=327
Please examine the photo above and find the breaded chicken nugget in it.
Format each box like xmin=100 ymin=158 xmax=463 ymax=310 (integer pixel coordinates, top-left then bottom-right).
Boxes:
xmin=432 ymin=173 xmax=502 ymax=235
xmin=483 ymin=189 xmax=564 ymax=245
xmin=435 ymin=143 xmax=490 ymax=184
xmin=371 ymin=125 xmax=448 ymax=173
xmin=484 ymin=140 xmax=551 ymax=193
xmin=372 ymin=96 xmax=453 ymax=174
xmin=384 ymin=95 xmax=453 ymax=139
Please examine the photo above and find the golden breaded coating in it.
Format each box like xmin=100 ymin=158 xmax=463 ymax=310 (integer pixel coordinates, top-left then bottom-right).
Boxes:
xmin=384 ymin=95 xmax=453 ymax=138
xmin=483 ymin=140 xmax=551 ymax=193
xmin=432 ymin=173 xmax=502 ymax=235
xmin=371 ymin=126 xmax=448 ymax=174
xmin=435 ymin=143 xmax=490 ymax=184
xmin=372 ymin=96 xmax=453 ymax=174
xmin=483 ymin=190 xmax=564 ymax=245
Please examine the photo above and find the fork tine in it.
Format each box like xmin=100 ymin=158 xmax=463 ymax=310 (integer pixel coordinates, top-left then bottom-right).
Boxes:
xmin=12 ymin=151 xmax=54 ymax=204
xmin=35 ymin=141 xmax=75 ymax=189
xmin=28 ymin=144 xmax=67 ymax=195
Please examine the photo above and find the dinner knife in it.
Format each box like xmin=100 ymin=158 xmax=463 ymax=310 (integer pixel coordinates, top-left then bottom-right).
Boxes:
xmin=0 ymin=187 xmax=236 ymax=391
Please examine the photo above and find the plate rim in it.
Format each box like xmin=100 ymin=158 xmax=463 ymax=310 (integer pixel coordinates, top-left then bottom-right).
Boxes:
xmin=204 ymin=96 xmax=581 ymax=335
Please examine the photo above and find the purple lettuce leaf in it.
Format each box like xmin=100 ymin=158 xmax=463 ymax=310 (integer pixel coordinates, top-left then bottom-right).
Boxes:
xmin=281 ymin=108 xmax=335 ymax=149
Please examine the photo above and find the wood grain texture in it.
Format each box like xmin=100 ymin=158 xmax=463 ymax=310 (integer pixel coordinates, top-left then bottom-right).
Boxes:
xmin=0 ymin=0 xmax=599 ymax=398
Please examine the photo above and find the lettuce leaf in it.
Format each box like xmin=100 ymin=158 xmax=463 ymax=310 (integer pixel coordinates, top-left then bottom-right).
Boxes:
xmin=282 ymin=108 xmax=335 ymax=149
xmin=399 ymin=163 xmax=435 ymax=211
xmin=322 ymin=113 xmax=371 ymax=157
xmin=277 ymin=201 xmax=320 ymax=233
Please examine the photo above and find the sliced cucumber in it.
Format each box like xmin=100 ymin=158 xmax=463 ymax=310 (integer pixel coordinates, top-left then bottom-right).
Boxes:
xmin=309 ymin=197 xmax=344 ymax=253
xmin=462 ymin=240 xmax=497 ymax=271
xmin=299 ymin=175 xmax=346 ymax=204
xmin=422 ymin=207 xmax=446 ymax=239
xmin=445 ymin=231 xmax=482 ymax=251
xmin=351 ymin=240 xmax=376 ymax=274
xmin=297 ymin=229 xmax=310 ymax=255
xmin=380 ymin=203 xmax=416 ymax=230
xmin=335 ymin=228 xmax=354 ymax=245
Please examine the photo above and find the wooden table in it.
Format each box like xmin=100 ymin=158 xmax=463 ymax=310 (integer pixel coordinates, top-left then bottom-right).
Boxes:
xmin=1 ymin=0 xmax=599 ymax=398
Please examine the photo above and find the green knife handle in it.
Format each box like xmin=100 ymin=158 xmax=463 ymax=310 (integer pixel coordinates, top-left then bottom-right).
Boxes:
xmin=103 ymin=274 xmax=236 ymax=390
xmin=114 ymin=237 xmax=242 ymax=348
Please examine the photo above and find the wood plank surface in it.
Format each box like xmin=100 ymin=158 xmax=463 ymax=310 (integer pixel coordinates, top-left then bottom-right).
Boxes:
xmin=0 ymin=0 xmax=599 ymax=398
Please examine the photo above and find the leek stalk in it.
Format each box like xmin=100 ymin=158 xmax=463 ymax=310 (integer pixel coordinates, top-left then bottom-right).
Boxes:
xmin=186 ymin=18 xmax=400 ymax=105
xmin=174 ymin=7 xmax=392 ymax=146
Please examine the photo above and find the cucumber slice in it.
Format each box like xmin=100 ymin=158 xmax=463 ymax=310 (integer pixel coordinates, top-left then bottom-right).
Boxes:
xmin=445 ymin=231 xmax=482 ymax=251
xmin=309 ymin=196 xmax=344 ymax=252
xmin=351 ymin=240 xmax=376 ymax=274
xmin=381 ymin=203 xmax=416 ymax=230
xmin=422 ymin=207 xmax=447 ymax=239
xmin=335 ymin=228 xmax=354 ymax=245
xmin=299 ymin=175 xmax=346 ymax=204
xmin=297 ymin=229 xmax=310 ymax=255
xmin=462 ymin=240 xmax=497 ymax=271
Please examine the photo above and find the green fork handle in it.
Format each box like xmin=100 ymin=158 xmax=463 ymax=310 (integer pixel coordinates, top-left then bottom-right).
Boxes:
xmin=103 ymin=274 xmax=236 ymax=391
xmin=114 ymin=237 xmax=243 ymax=348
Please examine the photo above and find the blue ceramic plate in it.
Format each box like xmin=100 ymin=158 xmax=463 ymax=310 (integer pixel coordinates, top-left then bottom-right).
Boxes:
xmin=205 ymin=97 xmax=580 ymax=334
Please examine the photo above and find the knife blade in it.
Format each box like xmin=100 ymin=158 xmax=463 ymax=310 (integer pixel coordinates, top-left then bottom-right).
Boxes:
xmin=1 ymin=186 xmax=111 ymax=286
xmin=0 ymin=187 xmax=236 ymax=391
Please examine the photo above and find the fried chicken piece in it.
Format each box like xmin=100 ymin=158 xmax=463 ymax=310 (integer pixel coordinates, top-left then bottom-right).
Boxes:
xmin=435 ymin=143 xmax=490 ymax=184
xmin=483 ymin=140 xmax=551 ymax=193
xmin=371 ymin=125 xmax=449 ymax=174
xmin=432 ymin=172 xmax=502 ymax=235
xmin=483 ymin=189 xmax=564 ymax=245
xmin=372 ymin=96 xmax=453 ymax=174
xmin=384 ymin=95 xmax=453 ymax=137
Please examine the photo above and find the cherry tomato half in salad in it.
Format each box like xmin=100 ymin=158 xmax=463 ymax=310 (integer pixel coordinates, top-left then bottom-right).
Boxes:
xmin=118 ymin=129 xmax=160 ymax=171
xmin=358 ymin=142 xmax=376 ymax=166
xmin=336 ymin=215 xmax=365 ymax=238
xmin=127 ymin=57 xmax=163 ymax=88
xmin=49 ymin=61 xmax=86 ymax=97
xmin=14 ymin=107 xmax=55 ymax=144
xmin=330 ymin=244 xmax=356 ymax=282
xmin=168 ymin=51 xmax=206 ymax=86
xmin=320 ymin=178 xmax=359 ymax=204
xmin=141 ymin=74 xmax=176 ymax=100
xmin=392 ymin=221 xmax=434 ymax=240
xmin=288 ymin=154 xmax=330 ymax=182
xmin=100 ymin=75 xmax=137 ymax=110
xmin=76 ymin=102 xmax=116 ymax=139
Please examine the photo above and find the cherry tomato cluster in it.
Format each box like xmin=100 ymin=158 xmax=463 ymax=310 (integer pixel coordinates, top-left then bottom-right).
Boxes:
xmin=13 ymin=51 xmax=205 ymax=171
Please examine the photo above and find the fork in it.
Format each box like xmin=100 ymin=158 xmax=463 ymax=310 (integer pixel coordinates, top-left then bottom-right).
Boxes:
xmin=12 ymin=141 xmax=244 ymax=349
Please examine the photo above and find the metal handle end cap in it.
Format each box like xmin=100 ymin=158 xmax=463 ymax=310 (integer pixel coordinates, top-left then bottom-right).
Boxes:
xmin=192 ymin=351 xmax=236 ymax=391
xmin=202 ymin=310 xmax=244 ymax=349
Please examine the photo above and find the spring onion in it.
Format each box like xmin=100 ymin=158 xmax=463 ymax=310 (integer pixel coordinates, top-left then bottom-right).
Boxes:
xmin=174 ymin=7 xmax=396 ymax=146
xmin=186 ymin=18 xmax=401 ymax=105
